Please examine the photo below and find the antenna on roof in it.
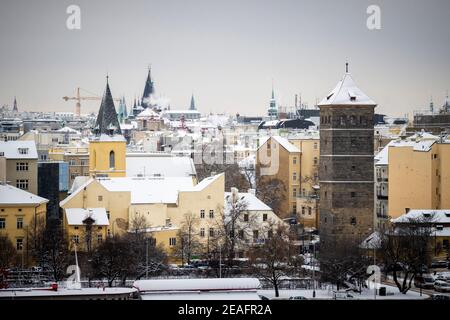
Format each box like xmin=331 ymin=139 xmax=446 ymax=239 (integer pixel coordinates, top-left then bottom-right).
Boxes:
xmin=345 ymin=61 xmax=349 ymax=73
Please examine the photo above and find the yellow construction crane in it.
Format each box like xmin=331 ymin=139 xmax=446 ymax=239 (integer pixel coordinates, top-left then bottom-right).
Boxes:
xmin=63 ymin=87 xmax=121 ymax=117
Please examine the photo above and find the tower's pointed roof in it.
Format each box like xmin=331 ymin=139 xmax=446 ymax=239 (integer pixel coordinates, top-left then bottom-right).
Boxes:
xmin=142 ymin=67 xmax=154 ymax=101
xmin=13 ymin=96 xmax=18 ymax=112
xmin=318 ymin=67 xmax=376 ymax=106
xmin=93 ymin=77 xmax=122 ymax=137
xmin=189 ymin=94 xmax=196 ymax=110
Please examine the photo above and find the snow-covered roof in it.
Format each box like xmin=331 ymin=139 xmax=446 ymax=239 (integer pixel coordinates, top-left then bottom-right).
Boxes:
xmin=136 ymin=108 xmax=161 ymax=118
xmin=126 ymin=154 xmax=196 ymax=178
xmin=318 ymin=72 xmax=377 ymax=106
xmin=0 ymin=184 xmax=48 ymax=205
xmin=56 ymin=127 xmax=80 ymax=134
xmin=0 ymin=140 xmax=38 ymax=159
xmin=65 ymin=208 xmax=109 ymax=226
xmin=375 ymin=132 xmax=440 ymax=165
xmin=68 ymin=176 xmax=90 ymax=194
xmin=272 ymin=136 xmax=300 ymax=152
xmin=188 ymin=173 xmax=223 ymax=191
xmin=133 ymin=278 xmax=261 ymax=293
xmin=392 ymin=209 xmax=450 ymax=224
xmin=360 ymin=231 xmax=382 ymax=249
xmin=164 ymin=110 xmax=201 ymax=114
xmin=224 ymin=192 xmax=272 ymax=211
xmin=98 ymin=177 xmax=195 ymax=204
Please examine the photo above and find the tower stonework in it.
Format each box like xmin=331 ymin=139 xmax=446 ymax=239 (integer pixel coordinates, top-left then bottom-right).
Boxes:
xmin=318 ymin=69 xmax=376 ymax=254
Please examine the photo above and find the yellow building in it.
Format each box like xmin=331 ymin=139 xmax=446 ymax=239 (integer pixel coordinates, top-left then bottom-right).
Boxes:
xmin=0 ymin=183 xmax=48 ymax=266
xmin=60 ymin=174 xmax=225 ymax=253
xmin=63 ymin=207 xmax=109 ymax=251
xmin=387 ymin=133 xmax=450 ymax=219
xmin=256 ymin=132 xmax=320 ymax=225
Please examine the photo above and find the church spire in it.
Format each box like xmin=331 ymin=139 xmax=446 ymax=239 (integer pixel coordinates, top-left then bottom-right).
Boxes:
xmin=142 ymin=66 xmax=154 ymax=108
xmin=189 ymin=93 xmax=196 ymax=110
xmin=93 ymin=76 xmax=122 ymax=137
xmin=13 ymin=96 xmax=18 ymax=112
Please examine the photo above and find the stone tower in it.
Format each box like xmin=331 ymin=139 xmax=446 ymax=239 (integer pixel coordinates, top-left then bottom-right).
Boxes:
xmin=318 ymin=65 xmax=376 ymax=254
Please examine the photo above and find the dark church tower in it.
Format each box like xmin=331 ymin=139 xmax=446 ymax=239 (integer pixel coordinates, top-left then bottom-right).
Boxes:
xmin=318 ymin=64 xmax=376 ymax=255
xmin=142 ymin=67 xmax=155 ymax=108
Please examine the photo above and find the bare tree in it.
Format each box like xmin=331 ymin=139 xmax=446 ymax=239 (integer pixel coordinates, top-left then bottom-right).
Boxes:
xmin=196 ymin=162 xmax=251 ymax=192
xmin=379 ymin=216 xmax=434 ymax=294
xmin=319 ymin=238 xmax=371 ymax=292
xmin=173 ymin=212 xmax=202 ymax=265
xmin=212 ymin=188 xmax=257 ymax=267
xmin=28 ymin=218 xmax=70 ymax=282
xmin=255 ymin=177 xmax=286 ymax=216
xmin=248 ymin=223 xmax=301 ymax=297
xmin=0 ymin=235 xmax=16 ymax=269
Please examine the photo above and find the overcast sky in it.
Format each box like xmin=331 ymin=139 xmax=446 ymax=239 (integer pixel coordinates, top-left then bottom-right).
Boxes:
xmin=0 ymin=0 xmax=449 ymax=117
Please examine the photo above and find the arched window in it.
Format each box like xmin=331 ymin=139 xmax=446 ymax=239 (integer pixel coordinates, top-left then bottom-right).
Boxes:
xmin=340 ymin=116 xmax=346 ymax=126
xmin=350 ymin=115 xmax=356 ymax=125
xmin=109 ymin=150 xmax=115 ymax=169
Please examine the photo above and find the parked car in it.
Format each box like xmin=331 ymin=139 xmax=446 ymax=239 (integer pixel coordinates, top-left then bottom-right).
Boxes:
xmin=333 ymin=291 xmax=354 ymax=300
xmin=429 ymin=294 xmax=450 ymax=301
xmin=414 ymin=274 xmax=435 ymax=289
xmin=434 ymin=280 xmax=450 ymax=292
xmin=431 ymin=261 xmax=448 ymax=269
xmin=289 ymin=296 xmax=308 ymax=300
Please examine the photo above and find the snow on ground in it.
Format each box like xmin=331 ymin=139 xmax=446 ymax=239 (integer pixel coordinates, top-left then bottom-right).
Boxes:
xmin=258 ymin=284 xmax=428 ymax=300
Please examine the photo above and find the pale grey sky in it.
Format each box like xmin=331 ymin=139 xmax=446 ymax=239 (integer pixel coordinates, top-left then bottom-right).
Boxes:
xmin=0 ymin=0 xmax=449 ymax=117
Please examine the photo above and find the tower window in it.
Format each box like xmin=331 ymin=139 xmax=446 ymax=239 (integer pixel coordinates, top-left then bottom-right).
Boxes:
xmin=351 ymin=192 xmax=356 ymax=198
xmin=350 ymin=217 xmax=357 ymax=225
xmin=109 ymin=151 xmax=115 ymax=169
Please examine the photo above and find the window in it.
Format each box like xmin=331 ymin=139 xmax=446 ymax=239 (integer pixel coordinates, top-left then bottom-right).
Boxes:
xmin=253 ymin=230 xmax=259 ymax=241
xmin=238 ymin=230 xmax=244 ymax=239
xmin=0 ymin=218 xmax=5 ymax=229
xmin=98 ymin=226 xmax=102 ymax=230
xmin=209 ymin=210 xmax=214 ymax=219
xmin=313 ymin=157 xmax=318 ymax=165
xmin=72 ymin=235 xmax=80 ymax=244
xmin=69 ymin=160 xmax=76 ymax=166
xmin=302 ymin=206 xmax=305 ymax=215
xmin=293 ymin=157 xmax=297 ymax=165
xmin=350 ymin=115 xmax=356 ymax=125
xmin=293 ymin=172 xmax=297 ymax=181
xmin=308 ymin=207 xmax=312 ymax=216
xmin=98 ymin=195 xmax=103 ymax=202
xmin=74 ymin=226 xmax=79 ymax=230
xmin=97 ymin=234 xmax=103 ymax=243
xmin=16 ymin=162 xmax=29 ymax=171
xmin=351 ymin=165 xmax=356 ymax=171
xmin=200 ymin=210 xmax=205 ymax=219
xmin=340 ymin=116 xmax=346 ymax=126
xmin=169 ymin=237 xmax=176 ymax=246
xmin=350 ymin=217 xmax=357 ymax=225
xmin=209 ymin=228 xmax=214 ymax=237
xmin=293 ymin=203 xmax=297 ymax=214
xmin=314 ymin=142 xmax=318 ymax=150
xmin=16 ymin=217 xmax=23 ymax=229
xmin=18 ymin=148 xmax=29 ymax=155
xmin=263 ymin=213 xmax=268 ymax=222
xmin=244 ymin=214 xmax=249 ymax=222
xmin=16 ymin=179 xmax=29 ymax=190
xmin=200 ymin=228 xmax=205 ymax=237
xmin=109 ymin=151 xmax=115 ymax=169
xmin=16 ymin=238 xmax=23 ymax=251
xmin=80 ymin=160 xmax=87 ymax=166
xmin=351 ymin=192 xmax=356 ymax=198
xmin=106 ymin=211 xmax=110 ymax=220
xmin=293 ymin=188 xmax=297 ymax=197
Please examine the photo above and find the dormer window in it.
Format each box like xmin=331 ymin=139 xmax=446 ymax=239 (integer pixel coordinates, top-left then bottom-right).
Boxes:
xmin=18 ymin=148 xmax=28 ymax=155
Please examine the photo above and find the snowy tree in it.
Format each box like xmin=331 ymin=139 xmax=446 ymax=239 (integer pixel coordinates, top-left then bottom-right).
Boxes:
xmin=173 ymin=212 xmax=202 ymax=265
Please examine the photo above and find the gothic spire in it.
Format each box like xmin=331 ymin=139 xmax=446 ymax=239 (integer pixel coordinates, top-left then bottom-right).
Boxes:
xmin=189 ymin=93 xmax=196 ymax=110
xmin=13 ymin=96 xmax=18 ymax=112
xmin=93 ymin=77 xmax=122 ymax=136
xmin=142 ymin=66 xmax=154 ymax=108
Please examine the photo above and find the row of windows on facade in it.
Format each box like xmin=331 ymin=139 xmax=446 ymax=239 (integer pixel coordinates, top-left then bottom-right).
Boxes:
xmin=268 ymin=142 xmax=319 ymax=151
xmin=0 ymin=217 xmax=24 ymax=229
xmin=320 ymin=115 xmax=370 ymax=126
xmin=322 ymin=191 xmax=358 ymax=198
xmin=16 ymin=179 xmax=28 ymax=190
xmin=71 ymin=234 xmax=103 ymax=244
xmin=69 ymin=159 xmax=88 ymax=166
xmin=292 ymin=157 xmax=318 ymax=166
xmin=322 ymin=216 xmax=359 ymax=226
xmin=16 ymin=162 xmax=29 ymax=171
